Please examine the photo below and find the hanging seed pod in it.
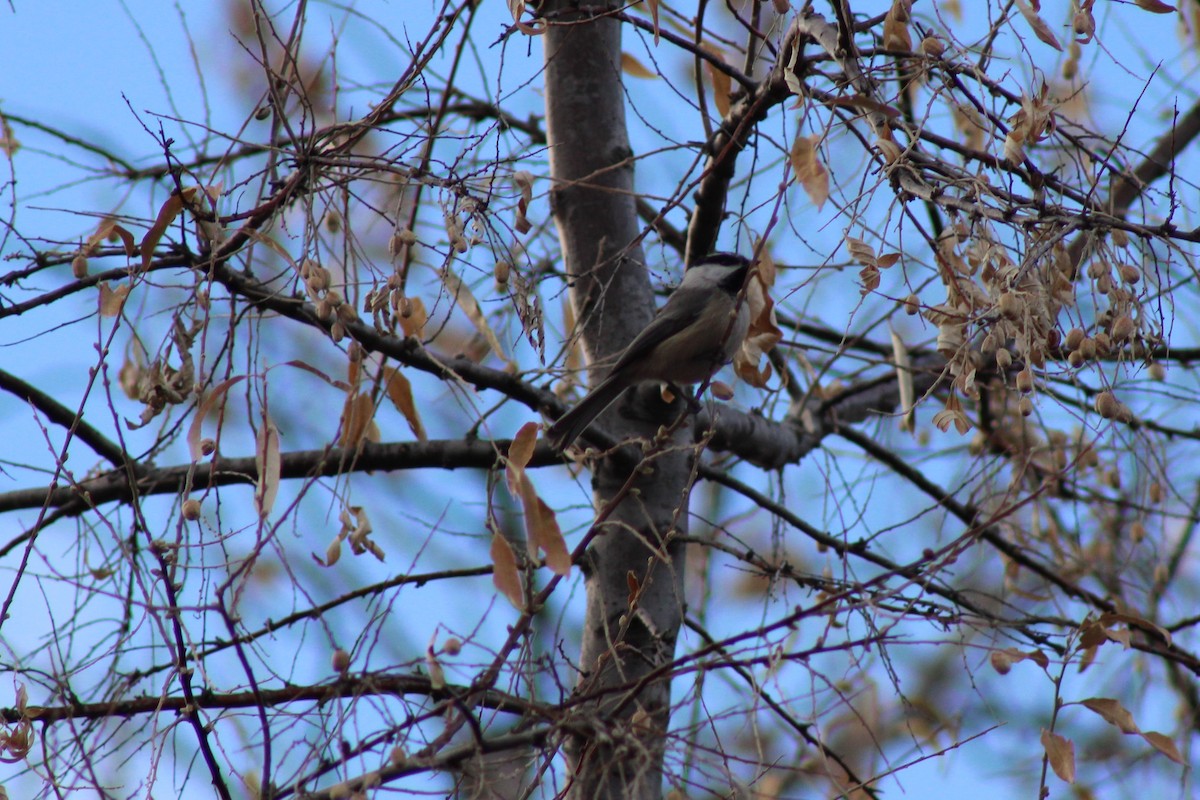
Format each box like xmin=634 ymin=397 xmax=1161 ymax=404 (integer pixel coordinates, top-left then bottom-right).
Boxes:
xmin=997 ymin=291 xmax=1021 ymax=319
xmin=1094 ymin=390 xmax=1121 ymax=420
xmin=1111 ymin=314 xmax=1136 ymax=341
xmin=920 ymin=34 xmax=945 ymax=57
xmin=182 ymin=498 xmax=201 ymax=521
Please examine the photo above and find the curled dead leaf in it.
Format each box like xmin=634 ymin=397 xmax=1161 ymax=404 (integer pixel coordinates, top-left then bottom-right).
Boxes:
xmin=789 ymin=134 xmax=829 ymax=209
xmin=98 ymin=282 xmax=130 ymax=317
xmin=733 ymin=253 xmax=782 ymax=387
xmin=512 ymin=170 xmax=534 ymax=234
xmin=1015 ymin=0 xmax=1063 ymax=50
xmin=140 ymin=193 xmax=185 ymax=270
xmin=382 ymin=366 xmax=427 ymax=441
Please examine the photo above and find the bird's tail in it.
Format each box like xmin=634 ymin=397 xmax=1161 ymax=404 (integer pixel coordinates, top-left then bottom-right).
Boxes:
xmin=545 ymin=374 xmax=630 ymax=451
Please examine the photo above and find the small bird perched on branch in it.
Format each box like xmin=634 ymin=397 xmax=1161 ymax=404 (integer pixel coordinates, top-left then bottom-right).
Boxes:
xmin=546 ymin=252 xmax=752 ymax=450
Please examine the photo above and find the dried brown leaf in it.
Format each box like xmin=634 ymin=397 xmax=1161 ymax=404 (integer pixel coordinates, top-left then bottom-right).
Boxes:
xmin=382 ymin=366 xmax=427 ymax=441
xmin=398 ymin=296 xmax=428 ymax=338
xmin=1141 ymin=731 xmax=1186 ymax=764
xmin=509 ymin=421 xmax=539 ymax=469
xmin=1025 ymin=649 xmax=1050 ymax=669
xmin=789 ymin=134 xmax=828 ymax=209
xmin=111 ymin=224 xmax=137 ymax=258
xmin=703 ymin=46 xmax=732 ymax=118
xmin=527 ymin=495 xmax=571 ymax=576
xmin=621 ymin=52 xmax=657 ymax=79
xmin=989 ymin=647 xmax=1029 ymax=674
xmin=1098 ymin=611 xmax=1172 ymax=646
xmin=512 ymin=170 xmax=534 ymax=235
xmin=85 ymin=217 xmax=136 ymax=258
xmin=891 ymin=329 xmax=914 ymax=432
xmin=0 ymin=117 xmax=21 ymax=156
xmin=443 ymin=269 xmax=510 ymax=367
xmin=646 ymin=0 xmax=660 ymax=44
xmin=140 ymin=193 xmax=184 ymax=270
xmin=1040 ymin=729 xmax=1076 ymax=783
xmin=118 ymin=340 xmax=146 ymax=401
xmin=490 ymin=533 xmax=524 ymax=609
xmin=1077 ymin=643 xmax=1098 ymax=672
xmin=1134 ymin=0 xmax=1175 ymax=12
xmin=338 ymin=391 xmax=377 ymax=448
xmin=733 ymin=254 xmax=782 ymax=387
xmin=845 ymin=236 xmax=876 ymax=265
xmin=1080 ymin=697 xmax=1140 ymax=734
xmin=425 ymin=646 xmax=445 ymax=690
xmin=255 ymin=417 xmax=281 ymax=518
xmin=280 ymin=359 xmax=352 ymax=392
xmin=98 ymin=282 xmax=130 ymax=317
xmin=932 ymin=391 xmax=972 ymax=435
xmin=187 ymin=376 xmax=247 ymax=460
xmin=507 ymin=451 xmax=572 ymax=578
xmin=1016 ymin=0 xmax=1063 ymax=51
xmin=859 ymin=264 xmax=880 ymax=294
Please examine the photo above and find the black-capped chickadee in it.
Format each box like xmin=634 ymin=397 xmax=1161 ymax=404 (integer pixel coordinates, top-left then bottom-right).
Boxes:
xmin=546 ymin=252 xmax=752 ymax=450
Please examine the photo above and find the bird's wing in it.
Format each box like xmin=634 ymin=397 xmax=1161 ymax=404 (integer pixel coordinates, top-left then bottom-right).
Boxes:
xmin=608 ymin=308 xmax=695 ymax=376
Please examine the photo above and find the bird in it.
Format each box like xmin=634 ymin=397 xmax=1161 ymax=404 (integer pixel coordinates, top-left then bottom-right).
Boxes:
xmin=545 ymin=252 xmax=752 ymax=451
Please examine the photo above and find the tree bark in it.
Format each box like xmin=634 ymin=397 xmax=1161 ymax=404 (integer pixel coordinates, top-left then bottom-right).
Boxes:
xmin=542 ymin=5 xmax=692 ymax=799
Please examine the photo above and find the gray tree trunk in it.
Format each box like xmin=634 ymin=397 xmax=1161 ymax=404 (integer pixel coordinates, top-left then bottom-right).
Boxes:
xmin=542 ymin=5 xmax=693 ymax=799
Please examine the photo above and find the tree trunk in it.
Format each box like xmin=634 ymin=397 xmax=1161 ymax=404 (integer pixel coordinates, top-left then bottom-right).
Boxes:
xmin=542 ymin=5 xmax=692 ymax=799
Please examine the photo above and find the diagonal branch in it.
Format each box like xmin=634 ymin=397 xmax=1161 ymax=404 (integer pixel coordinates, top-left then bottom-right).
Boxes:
xmin=0 ymin=368 xmax=133 ymax=469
